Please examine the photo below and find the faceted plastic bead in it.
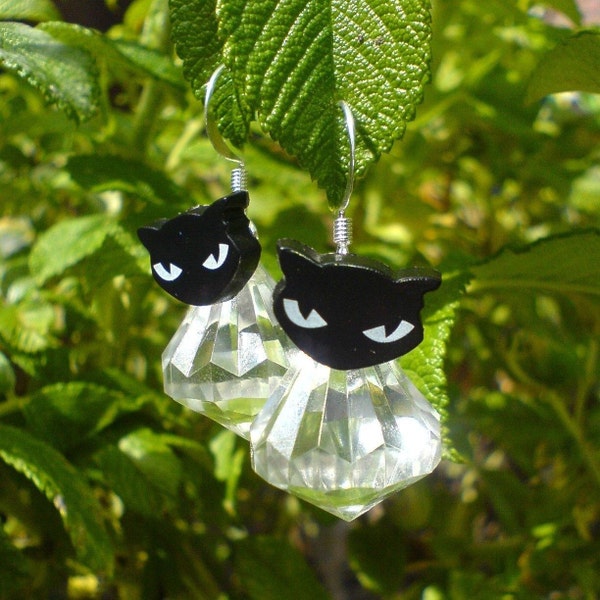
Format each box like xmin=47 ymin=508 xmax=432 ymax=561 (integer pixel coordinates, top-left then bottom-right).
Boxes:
xmin=250 ymin=353 xmax=441 ymax=520
xmin=162 ymin=265 xmax=291 ymax=439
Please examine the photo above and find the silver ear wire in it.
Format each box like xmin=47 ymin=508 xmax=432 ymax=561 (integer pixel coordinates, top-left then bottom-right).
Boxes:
xmin=333 ymin=101 xmax=356 ymax=255
xmin=204 ymin=65 xmax=247 ymax=193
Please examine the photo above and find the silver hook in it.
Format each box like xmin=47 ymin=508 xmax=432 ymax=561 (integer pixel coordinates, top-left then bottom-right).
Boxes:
xmin=204 ymin=64 xmax=247 ymax=192
xmin=333 ymin=100 xmax=356 ymax=255
xmin=338 ymin=100 xmax=355 ymax=215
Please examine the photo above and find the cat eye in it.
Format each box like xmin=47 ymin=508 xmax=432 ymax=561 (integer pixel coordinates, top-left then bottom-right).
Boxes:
xmin=202 ymin=243 xmax=229 ymax=270
xmin=363 ymin=320 xmax=414 ymax=343
xmin=153 ymin=262 xmax=183 ymax=281
xmin=283 ymin=299 xmax=327 ymax=329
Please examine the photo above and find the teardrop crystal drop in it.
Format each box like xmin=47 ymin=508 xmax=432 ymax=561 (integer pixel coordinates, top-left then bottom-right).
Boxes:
xmin=162 ymin=265 xmax=291 ymax=439
xmin=250 ymin=353 xmax=441 ymax=520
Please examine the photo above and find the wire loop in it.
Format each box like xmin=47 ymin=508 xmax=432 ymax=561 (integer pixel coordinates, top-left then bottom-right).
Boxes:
xmin=338 ymin=100 xmax=356 ymax=216
xmin=204 ymin=65 xmax=246 ymax=192
xmin=334 ymin=101 xmax=356 ymax=254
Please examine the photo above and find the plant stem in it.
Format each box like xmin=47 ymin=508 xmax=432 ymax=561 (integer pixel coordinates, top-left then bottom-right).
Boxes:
xmin=130 ymin=0 xmax=172 ymax=157
xmin=545 ymin=392 xmax=600 ymax=489
xmin=165 ymin=117 xmax=204 ymax=172
xmin=505 ymin=346 xmax=600 ymax=490
xmin=574 ymin=337 xmax=598 ymax=426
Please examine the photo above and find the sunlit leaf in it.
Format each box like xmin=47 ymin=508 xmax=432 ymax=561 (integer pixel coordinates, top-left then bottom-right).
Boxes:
xmin=0 ymin=424 xmax=113 ymax=572
xmin=0 ymin=351 xmax=16 ymax=394
xmin=0 ymin=301 xmax=58 ymax=353
xmin=170 ymin=0 xmax=432 ymax=206
xmin=169 ymin=0 xmax=222 ymax=93
xmin=209 ymin=429 xmax=245 ymax=509
xmin=0 ymin=0 xmax=60 ymax=21
xmin=39 ymin=22 xmax=185 ymax=88
xmin=0 ymin=22 xmax=100 ymax=122
xmin=29 ymin=215 xmax=143 ymax=286
xmin=118 ymin=428 xmax=183 ymax=497
xmin=401 ymin=269 xmax=470 ymax=453
xmin=471 ymin=229 xmax=600 ymax=298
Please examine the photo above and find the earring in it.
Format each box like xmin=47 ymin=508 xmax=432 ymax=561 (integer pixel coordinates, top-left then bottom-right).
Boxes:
xmin=249 ymin=102 xmax=443 ymax=520
xmin=138 ymin=66 xmax=291 ymax=439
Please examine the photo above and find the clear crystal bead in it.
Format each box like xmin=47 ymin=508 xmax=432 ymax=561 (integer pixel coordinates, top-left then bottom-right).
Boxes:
xmin=162 ymin=265 xmax=291 ymax=439
xmin=250 ymin=353 xmax=441 ymax=521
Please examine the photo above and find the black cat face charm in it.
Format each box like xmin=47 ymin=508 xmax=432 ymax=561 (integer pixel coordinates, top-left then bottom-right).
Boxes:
xmin=273 ymin=240 xmax=441 ymax=370
xmin=137 ymin=191 xmax=260 ymax=306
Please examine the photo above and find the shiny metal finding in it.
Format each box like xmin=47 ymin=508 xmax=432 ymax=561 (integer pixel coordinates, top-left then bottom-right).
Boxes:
xmin=204 ymin=64 xmax=247 ymax=193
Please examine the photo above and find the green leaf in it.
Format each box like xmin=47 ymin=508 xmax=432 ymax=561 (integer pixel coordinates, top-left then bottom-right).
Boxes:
xmin=169 ymin=0 xmax=222 ymax=93
xmin=234 ymin=536 xmax=331 ymax=600
xmin=94 ymin=445 xmax=166 ymax=517
xmin=39 ymin=22 xmax=184 ymax=89
xmin=526 ymin=31 xmax=600 ymax=103
xmin=66 ymin=154 xmax=189 ymax=208
xmin=401 ymin=269 xmax=469 ymax=453
xmin=170 ymin=0 xmax=432 ymax=207
xmin=209 ymin=429 xmax=246 ymax=509
xmin=0 ymin=424 xmax=113 ymax=572
xmin=29 ymin=214 xmax=142 ymax=286
xmin=23 ymin=382 xmax=140 ymax=452
xmin=169 ymin=0 xmax=250 ymax=147
xmin=0 ymin=300 xmax=58 ymax=353
xmin=0 ymin=22 xmax=100 ymax=122
xmin=29 ymin=215 xmax=115 ymax=284
xmin=0 ymin=0 xmax=61 ymax=21
xmin=118 ymin=428 xmax=183 ymax=497
xmin=471 ymin=229 xmax=600 ymax=298
xmin=112 ymin=38 xmax=185 ymax=88
xmin=80 ymin=234 xmax=146 ymax=289
xmin=94 ymin=428 xmax=188 ymax=516
xmin=0 ymin=351 xmax=16 ymax=394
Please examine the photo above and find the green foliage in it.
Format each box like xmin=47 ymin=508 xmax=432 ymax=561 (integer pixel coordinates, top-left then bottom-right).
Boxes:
xmin=39 ymin=21 xmax=185 ymax=89
xmin=0 ymin=0 xmax=599 ymax=598
xmin=0 ymin=424 xmax=113 ymax=573
xmin=472 ymin=229 xmax=600 ymax=297
xmin=0 ymin=0 xmax=60 ymax=22
xmin=0 ymin=21 xmax=100 ymax=122
xmin=527 ymin=30 xmax=600 ymax=101
xmin=170 ymin=0 xmax=432 ymax=207
xmin=401 ymin=269 xmax=470 ymax=453
xmin=234 ymin=536 xmax=331 ymax=600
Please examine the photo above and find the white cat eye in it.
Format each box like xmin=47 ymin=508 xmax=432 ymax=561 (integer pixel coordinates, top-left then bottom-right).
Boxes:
xmin=202 ymin=243 xmax=229 ymax=270
xmin=153 ymin=262 xmax=183 ymax=281
xmin=283 ymin=298 xmax=327 ymax=329
xmin=363 ymin=320 xmax=414 ymax=343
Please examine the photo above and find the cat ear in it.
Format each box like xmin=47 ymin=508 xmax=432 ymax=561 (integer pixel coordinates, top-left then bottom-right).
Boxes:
xmin=394 ymin=267 xmax=442 ymax=295
xmin=137 ymin=224 xmax=161 ymax=250
xmin=276 ymin=239 xmax=322 ymax=278
xmin=221 ymin=190 xmax=250 ymax=211
xmin=195 ymin=192 xmax=251 ymax=240
xmin=202 ymin=191 xmax=249 ymax=222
